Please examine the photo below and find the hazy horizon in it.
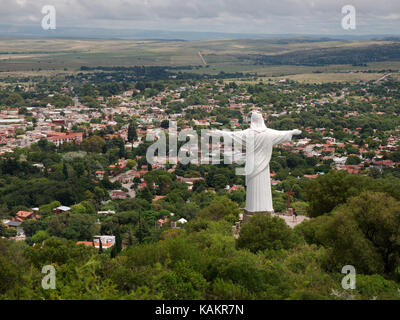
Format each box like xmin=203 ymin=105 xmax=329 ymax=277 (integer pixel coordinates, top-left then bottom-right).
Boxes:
xmin=1 ymin=24 xmax=400 ymax=41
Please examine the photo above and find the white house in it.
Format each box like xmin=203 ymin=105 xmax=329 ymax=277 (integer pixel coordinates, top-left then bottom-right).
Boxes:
xmin=177 ymin=218 xmax=187 ymax=224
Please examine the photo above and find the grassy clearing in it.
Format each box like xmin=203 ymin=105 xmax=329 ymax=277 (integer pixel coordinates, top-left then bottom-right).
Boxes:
xmin=224 ymin=72 xmax=391 ymax=84
xmin=273 ymin=72 xmax=387 ymax=83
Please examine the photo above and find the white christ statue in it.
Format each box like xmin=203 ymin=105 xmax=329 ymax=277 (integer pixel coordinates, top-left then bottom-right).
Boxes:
xmin=212 ymin=111 xmax=301 ymax=213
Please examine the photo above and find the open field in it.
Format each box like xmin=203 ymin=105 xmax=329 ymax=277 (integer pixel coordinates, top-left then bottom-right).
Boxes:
xmin=0 ymin=38 xmax=399 ymax=83
xmin=0 ymin=39 xmax=203 ymax=71
xmin=225 ymin=71 xmax=400 ymax=84
xmin=0 ymin=38 xmax=398 ymax=70
xmin=185 ymin=61 xmax=400 ymax=76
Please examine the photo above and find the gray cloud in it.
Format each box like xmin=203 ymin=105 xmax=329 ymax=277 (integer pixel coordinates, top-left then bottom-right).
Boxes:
xmin=1 ymin=0 xmax=400 ymax=34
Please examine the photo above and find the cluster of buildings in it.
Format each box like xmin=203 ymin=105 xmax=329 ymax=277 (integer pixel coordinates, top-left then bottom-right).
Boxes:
xmin=1 ymin=78 xmax=399 ymax=244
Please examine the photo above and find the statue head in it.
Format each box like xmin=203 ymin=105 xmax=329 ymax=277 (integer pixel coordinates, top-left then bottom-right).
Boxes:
xmin=250 ymin=111 xmax=267 ymax=132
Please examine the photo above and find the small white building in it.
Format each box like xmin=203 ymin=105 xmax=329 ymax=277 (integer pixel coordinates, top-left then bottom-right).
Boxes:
xmin=53 ymin=205 xmax=71 ymax=214
xmin=177 ymin=218 xmax=187 ymax=224
xmin=97 ymin=210 xmax=116 ymax=216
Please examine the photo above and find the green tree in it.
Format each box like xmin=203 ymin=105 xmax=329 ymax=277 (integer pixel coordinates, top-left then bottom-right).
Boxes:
xmin=39 ymin=201 xmax=61 ymax=215
xmin=212 ymin=174 xmax=228 ymax=190
xmin=193 ymin=180 xmax=207 ymax=193
xmin=236 ymin=213 xmax=298 ymax=253
xmin=21 ymin=219 xmax=47 ymax=237
xmin=298 ymin=191 xmax=400 ymax=275
xmin=32 ymin=230 xmax=50 ymax=244
xmin=46 ymin=213 xmax=97 ymax=241
xmin=81 ymin=135 xmax=106 ymax=153
xmin=304 ymin=170 xmax=368 ymax=217
xmin=127 ymin=121 xmax=138 ymax=142
xmin=346 ymin=156 xmax=361 ymax=165
xmin=160 ymin=120 xmax=169 ymax=129
xmin=5 ymin=92 xmax=24 ymax=106
xmin=198 ymin=196 xmax=239 ymax=223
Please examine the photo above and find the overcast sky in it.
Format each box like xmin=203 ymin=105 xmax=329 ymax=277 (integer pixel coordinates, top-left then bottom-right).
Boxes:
xmin=1 ymin=0 xmax=400 ymax=35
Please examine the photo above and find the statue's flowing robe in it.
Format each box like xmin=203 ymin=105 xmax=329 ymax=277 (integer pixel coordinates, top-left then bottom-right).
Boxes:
xmin=215 ymin=128 xmax=295 ymax=212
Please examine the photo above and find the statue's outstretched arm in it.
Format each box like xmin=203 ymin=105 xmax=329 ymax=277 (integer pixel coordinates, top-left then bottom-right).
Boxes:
xmin=270 ymin=129 xmax=302 ymax=145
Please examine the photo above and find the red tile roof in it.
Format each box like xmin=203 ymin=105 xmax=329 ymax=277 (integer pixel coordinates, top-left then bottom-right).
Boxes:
xmin=16 ymin=210 xmax=34 ymax=219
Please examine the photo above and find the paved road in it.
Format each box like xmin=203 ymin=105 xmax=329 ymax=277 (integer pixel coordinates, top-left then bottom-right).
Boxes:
xmin=374 ymin=73 xmax=392 ymax=84
xmin=198 ymin=51 xmax=207 ymax=65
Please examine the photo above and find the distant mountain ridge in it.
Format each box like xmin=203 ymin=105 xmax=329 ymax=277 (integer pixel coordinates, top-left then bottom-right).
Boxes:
xmin=1 ymin=24 xmax=399 ymax=41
